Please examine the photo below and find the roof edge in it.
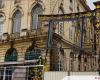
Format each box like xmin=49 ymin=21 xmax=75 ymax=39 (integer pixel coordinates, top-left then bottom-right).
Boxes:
xmin=94 ymin=1 xmax=100 ymax=5
xmin=79 ymin=0 xmax=91 ymax=11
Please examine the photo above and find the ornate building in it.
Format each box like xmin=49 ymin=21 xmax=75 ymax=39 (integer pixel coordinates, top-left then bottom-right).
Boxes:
xmin=0 ymin=0 xmax=99 ymax=80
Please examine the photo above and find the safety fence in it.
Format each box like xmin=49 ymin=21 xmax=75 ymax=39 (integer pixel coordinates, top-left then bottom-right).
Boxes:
xmin=0 ymin=65 xmax=44 ymax=80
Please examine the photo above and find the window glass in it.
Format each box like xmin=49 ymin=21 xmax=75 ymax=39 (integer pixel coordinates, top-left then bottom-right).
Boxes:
xmin=12 ymin=10 xmax=21 ymax=33
xmin=0 ymin=15 xmax=4 ymax=35
xmin=58 ymin=9 xmax=64 ymax=35
xmin=5 ymin=48 xmax=18 ymax=62
xmin=25 ymin=41 xmax=41 ymax=60
xmin=25 ymin=49 xmax=41 ymax=60
xmin=31 ymin=4 xmax=43 ymax=29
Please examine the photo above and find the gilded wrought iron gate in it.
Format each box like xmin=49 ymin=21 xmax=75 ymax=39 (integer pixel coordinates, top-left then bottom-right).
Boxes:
xmin=40 ymin=8 xmax=100 ymax=53
xmin=39 ymin=8 xmax=100 ymax=71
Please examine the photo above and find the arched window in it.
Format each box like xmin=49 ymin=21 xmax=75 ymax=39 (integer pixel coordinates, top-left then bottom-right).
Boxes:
xmin=58 ymin=8 xmax=64 ymax=14
xmin=0 ymin=15 xmax=4 ymax=35
xmin=31 ymin=4 xmax=43 ymax=29
xmin=5 ymin=48 xmax=18 ymax=62
xmin=25 ymin=41 xmax=41 ymax=60
xmin=58 ymin=8 xmax=64 ymax=35
xmin=12 ymin=10 xmax=21 ymax=33
xmin=25 ymin=49 xmax=41 ymax=60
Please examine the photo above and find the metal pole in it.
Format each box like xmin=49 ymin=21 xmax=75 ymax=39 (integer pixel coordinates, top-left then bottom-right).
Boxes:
xmin=93 ymin=11 xmax=97 ymax=55
xmin=3 ymin=67 xmax=6 ymax=80
xmin=80 ymin=17 xmax=84 ymax=50
xmin=59 ymin=49 xmax=61 ymax=71
xmin=45 ymin=20 xmax=52 ymax=62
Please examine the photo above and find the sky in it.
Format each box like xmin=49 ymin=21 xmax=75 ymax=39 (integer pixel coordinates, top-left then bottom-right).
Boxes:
xmin=86 ymin=0 xmax=100 ymax=10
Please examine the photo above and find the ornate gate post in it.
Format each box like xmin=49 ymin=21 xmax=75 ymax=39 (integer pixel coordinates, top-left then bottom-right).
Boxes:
xmin=94 ymin=1 xmax=100 ymax=73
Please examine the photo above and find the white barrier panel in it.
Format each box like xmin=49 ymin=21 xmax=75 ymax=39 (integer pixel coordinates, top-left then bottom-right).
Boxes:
xmin=44 ymin=72 xmax=99 ymax=80
xmin=62 ymin=76 xmax=100 ymax=80
xmin=44 ymin=72 xmax=68 ymax=80
xmin=70 ymin=72 xmax=99 ymax=76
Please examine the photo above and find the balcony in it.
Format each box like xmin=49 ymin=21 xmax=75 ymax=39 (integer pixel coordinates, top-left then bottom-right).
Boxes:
xmin=10 ymin=32 xmax=20 ymax=40
xmin=0 ymin=29 xmax=48 ymax=44
xmin=0 ymin=16 xmax=64 ymax=44
xmin=0 ymin=33 xmax=9 ymax=43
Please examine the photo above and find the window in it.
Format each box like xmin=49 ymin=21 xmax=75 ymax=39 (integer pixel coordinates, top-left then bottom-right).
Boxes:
xmin=58 ymin=7 xmax=64 ymax=14
xmin=25 ymin=41 xmax=41 ymax=60
xmin=56 ymin=61 xmax=63 ymax=71
xmin=77 ymin=6 xmax=80 ymax=12
xmin=0 ymin=0 xmax=4 ymax=9
xmin=69 ymin=28 xmax=73 ymax=40
xmin=69 ymin=0 xmax=73 ymax=12
xmin=84 ymin=58 xmax=87 ymax=62
xmin=31 ymin=4 xmax=43 ymax=29
xmin=58 ymin=9 xmax=64 ymax=35
xmin=5 ymin=48 xmax=18 ymax=62
xmin=69 ymin=5 xmax=73 ymax=12
xmin=25 ymin=50 xmax=41 ymax=60
xmin=0 ymin=15 xmax=4 ymax=35
xmin=12 ymin=10 xmax=21 ymax=33
xmin=78 ymin=64 xmax=80 ymax=71
xmin=14 ymin=0 xmax=21 ymax=4
xmin=59 ymin=22 xmax=64 ymax=35
xmin=70 ymin=0 xmax=72 ymax=3
xmin=84 ymin=66 xmax=86 ymax=71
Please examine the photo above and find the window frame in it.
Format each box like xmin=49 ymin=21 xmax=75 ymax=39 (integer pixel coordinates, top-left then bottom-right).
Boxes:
xmin=31 ymin=4 xmax=43 ymax=30
xmin=12 ymin=10 xmax=22 ymax=33
xmin=0 ymin=15 xmax=4 ymax=36
xmin=0 ymin=0 xmax=4 ymax=9
xmin=58 ymin=8 xmax=64 ymax=35
xmin=5 ymin=48 xmax=18 ymax=62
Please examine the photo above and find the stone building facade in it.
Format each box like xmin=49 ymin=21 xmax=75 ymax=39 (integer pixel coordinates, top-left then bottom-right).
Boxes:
xmin=0 ymin=0 xmax=99 ymax=78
